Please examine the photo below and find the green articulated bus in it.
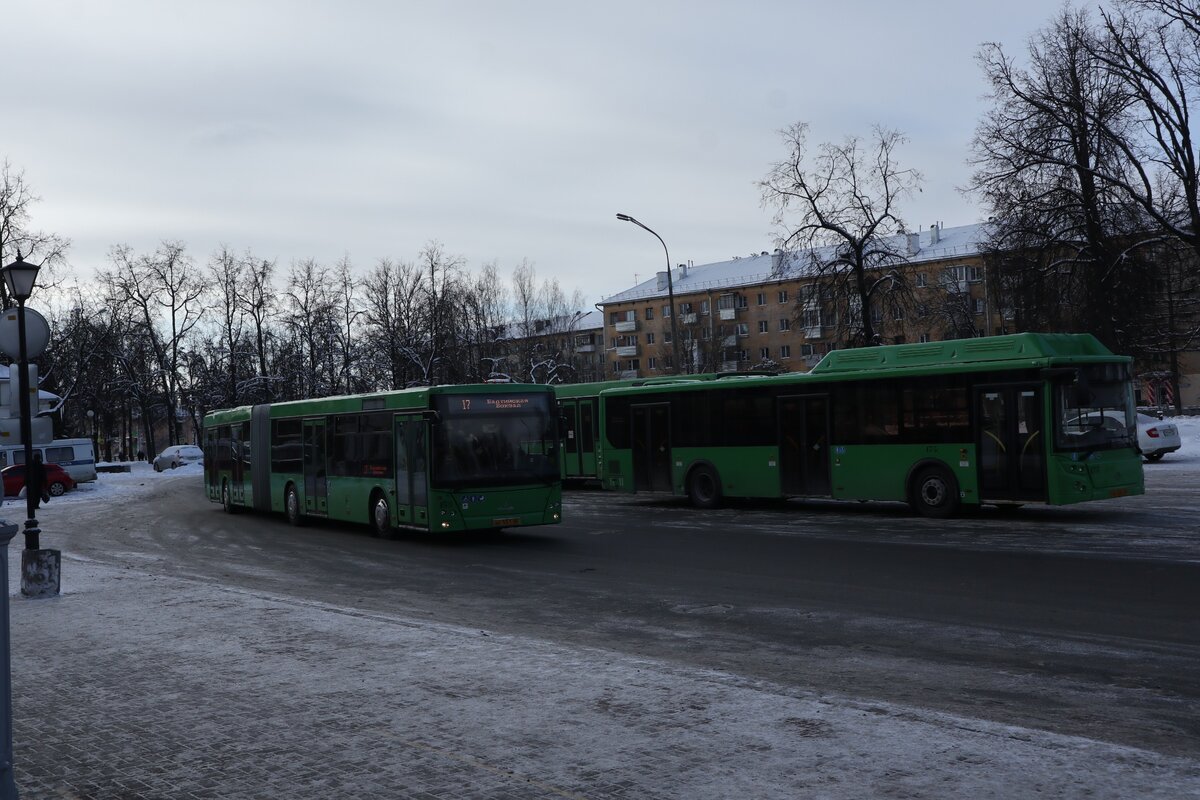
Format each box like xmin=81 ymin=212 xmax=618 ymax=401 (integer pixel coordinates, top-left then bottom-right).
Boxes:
xmin=202 ymin=383 xmax=563 ymax=534
xmin=597 ymin=333 xmax=1145 ymax=517
xmin=554 ymin=374 xmax=717 ymax=482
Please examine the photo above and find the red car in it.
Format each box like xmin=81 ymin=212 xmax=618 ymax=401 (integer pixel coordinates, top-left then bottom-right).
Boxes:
xmin=2 ymin=463 xmax=76 ymax=498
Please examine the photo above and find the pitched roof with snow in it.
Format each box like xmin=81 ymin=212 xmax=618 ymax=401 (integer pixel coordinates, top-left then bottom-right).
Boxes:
xmin=600 ymin=222 xmax=988 ymax=305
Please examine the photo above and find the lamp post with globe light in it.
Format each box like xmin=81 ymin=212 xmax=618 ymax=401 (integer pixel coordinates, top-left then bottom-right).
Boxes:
xmin=2 ymin=254 xmax=59 ymax=599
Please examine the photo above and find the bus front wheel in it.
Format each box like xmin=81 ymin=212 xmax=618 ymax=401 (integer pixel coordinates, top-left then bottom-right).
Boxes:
xmin=370 ymin=493 xmax=392 ymax=538
xmin=911 ymin=466 xmax=960 ymax=519
xmin=285 ymin=485 xmax=304 ymax=527
xmin=687 ymin=465 xmax=722 ymax=509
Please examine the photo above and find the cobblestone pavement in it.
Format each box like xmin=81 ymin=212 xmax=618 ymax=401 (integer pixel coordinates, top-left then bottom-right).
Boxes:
xmin=5 ymin=550 xmax=1198 ymax=799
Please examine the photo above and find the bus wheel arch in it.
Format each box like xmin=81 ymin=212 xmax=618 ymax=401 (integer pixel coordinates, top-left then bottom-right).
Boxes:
xmin=686 ymin=461 xmax=723 ymax=509
xmin=284 ymin=483 xmax=304 ymax=527
xmin=369 ymin=490 xmax=392 ymax=538
xmin=907 ymin=461 xmax=960 ymax=518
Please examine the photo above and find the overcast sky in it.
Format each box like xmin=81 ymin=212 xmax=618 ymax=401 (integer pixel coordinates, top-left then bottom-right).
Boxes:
xmin=8 ymin=0 xmax=1057 ymax=306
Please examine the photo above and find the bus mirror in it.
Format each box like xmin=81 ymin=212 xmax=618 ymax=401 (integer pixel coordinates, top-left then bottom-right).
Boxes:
xmin=421 ymin=410 xmax=442 ymax=424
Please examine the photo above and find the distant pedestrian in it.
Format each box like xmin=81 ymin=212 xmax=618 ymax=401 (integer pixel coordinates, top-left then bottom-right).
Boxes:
xmin=137 ymin=449 xmax=145 ymax=461
xmin=28 ymin=452 xmax=48 ymax=509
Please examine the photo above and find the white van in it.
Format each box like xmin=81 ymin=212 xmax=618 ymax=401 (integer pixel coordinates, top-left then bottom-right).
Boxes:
xmin=0 ymin=438 xmax=97 ymax=484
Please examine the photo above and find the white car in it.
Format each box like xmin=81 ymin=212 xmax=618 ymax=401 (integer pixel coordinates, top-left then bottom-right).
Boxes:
xmin=153 ymin=444 xmax=204 ymax=472
xmin=1136 ymin=413 xmax=1182 ymax=461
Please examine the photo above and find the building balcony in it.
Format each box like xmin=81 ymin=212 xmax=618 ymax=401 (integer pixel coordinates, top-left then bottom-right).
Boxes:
xmin=680 ymin=313 xmax=698 ymax=324
xmin=720 ymin=361 xmax=740 ymax=372
xmin=802 ymin=325 xmax=822 ymax=339
xmin=618 ymin=370 xmax=638 ymax=379
xmin=575 ymin=344 xmax=596 ymax=353
xmin=614 ymin=319 xmax=638 ymax=333
xmin=615 ymin=345 xmax=639 ymax=357
xmin=718 ymin=308 xmax=736 ymax=320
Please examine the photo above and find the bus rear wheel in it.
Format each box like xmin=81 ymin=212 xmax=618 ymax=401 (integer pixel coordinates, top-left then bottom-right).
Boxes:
xmin=370 ymin=493 xmax=392 ymax=538
xmin=911 ymin=466 xmax=960 ymax=519
xmin=687 ymin=465 xmax=722 ymax=509
xmin=285 ymin=485 xmax=304 ymax=527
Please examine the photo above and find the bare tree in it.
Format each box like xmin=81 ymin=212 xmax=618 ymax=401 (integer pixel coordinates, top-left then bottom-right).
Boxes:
xmin=103 ymin=241 xmax=207 ymax=446
xmin=0 ymin=161 xmax=70 ymax=306
xmin=761 ymin=122 xmax=922 ymax=346
xmin=281 ymin=258 xmax=338 ymax=398
xmin=970 ymin=7 xmax=1178 ymax=356
xmin=1095 ymin=0 xmax=1200 ymax=263
xmin=239 ymin=257 xmax=279 ymax=403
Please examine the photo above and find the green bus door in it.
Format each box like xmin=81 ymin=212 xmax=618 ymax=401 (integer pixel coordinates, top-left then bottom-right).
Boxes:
xmin=561 ymin=399 xmax=598 ymax=480
xmin=393 ymin=415 xmax=429 ymax=528
xmin=302 ymin=419 xmax=328 ymax=516
xmin=632 ymin=403 xmax=672 ymax=492
xmin=778 ymin=394 xmax=831 ymax=496
xmin=975 ymin=385 xmax=1047 ymax=503
xmin=230 ymin=421 xmax=248 ymax=505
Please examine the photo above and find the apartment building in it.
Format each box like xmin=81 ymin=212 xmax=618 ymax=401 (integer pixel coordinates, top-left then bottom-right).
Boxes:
xmin=599 ymin=223 xmax=997 ymax=376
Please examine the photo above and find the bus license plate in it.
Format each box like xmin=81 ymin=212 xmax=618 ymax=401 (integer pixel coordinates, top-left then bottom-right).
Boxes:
xmin=492 ymin=517 xmax=521 ymax=527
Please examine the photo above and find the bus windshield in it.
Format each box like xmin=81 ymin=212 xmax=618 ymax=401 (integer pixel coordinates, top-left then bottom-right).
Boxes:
xmin=432 ymin=393 xmax=559 ymax=488
xmin=1054 ymin=364 xmax=1136 ymax=452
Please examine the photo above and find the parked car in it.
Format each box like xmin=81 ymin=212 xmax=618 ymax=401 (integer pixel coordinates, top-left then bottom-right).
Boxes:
xmin=1136 ymin=413 xmax=1182 ymax=461
xmin=2 ymin=463 xmax=76 ymax=498
xmin=153 ymin=445 xmax=204 ymax=472
xmin=1065 ymin=410 xmax=1182 ymax=461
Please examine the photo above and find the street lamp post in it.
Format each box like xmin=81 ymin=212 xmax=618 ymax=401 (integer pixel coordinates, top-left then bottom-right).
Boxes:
xmin=2 ymin=254 xmax=59 ymax=599
xmin=616 ymin=214 xmax=683 ymax=374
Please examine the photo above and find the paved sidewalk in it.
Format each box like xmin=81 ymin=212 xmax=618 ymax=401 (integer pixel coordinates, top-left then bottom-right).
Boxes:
xmin=4 ymin=547 xmax=1197 ymax=799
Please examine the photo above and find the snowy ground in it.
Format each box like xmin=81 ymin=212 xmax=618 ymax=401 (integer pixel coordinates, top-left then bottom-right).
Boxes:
xmin=2 ymin=421 xmax=1197 ymax=798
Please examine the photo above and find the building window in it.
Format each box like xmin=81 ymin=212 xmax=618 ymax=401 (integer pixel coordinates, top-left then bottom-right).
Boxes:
xmin=662 ymin=304 xmax=672 ymax=318
xmin=648 ymin=357 xmax=658 ymax=371
xmin=760 ymin=347 xmax=770 ymax=360
xmin=700 ymin=300 xmax=710 ymax=315
xmin=679 ymin=302 xmax=693 ymax=315
xmin=645 ymin=307 xmax=654 ymax=320
xmin=778 ymin=290 xmax=789 ymax=303
xmin=780 ymin=345 xmax=792 ymax=359
xmin=646 ymin=332 xmax=656 ymax=344
xmin=916 ymin=273 xmax=927 ymax=288
xmin=918 ymin=332 xmax=931 ymax=343
xmin=758 ymin=320 xmax=769 ymax=334
xmin=779 ymin=318 xmax=790 ymax=332
xmin=757 ymin=292 xmax=766 ymax=306
xmin=973 ymin=297 xmax=986 ymax=314
xmin=893 ymin=307 xmax=904 ymax=321
xmin=736 ymin=294 xmax=749 ymax=309
xmin=736 ymin=323 xmax=749 ymax=337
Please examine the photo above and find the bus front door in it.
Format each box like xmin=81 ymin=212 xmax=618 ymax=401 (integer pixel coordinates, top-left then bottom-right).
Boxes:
xmin=302 ymin=419 xmax=328 ymax=516
xmin=778 ymin=394 xmax=832 ymax=496
xmin=561 ymin=400 xmax=580 ymax=479
xmin=632 ymin=403 xmax=672 ymax=492
xmin=393 ymin=416 xmax=429 ymax=529
xmin=975 ymin=385 xmax=1046 ymax=503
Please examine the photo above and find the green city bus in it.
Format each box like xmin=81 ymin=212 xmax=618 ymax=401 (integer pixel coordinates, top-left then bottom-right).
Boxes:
xmin=597 ymin=333 xmax=1145 ymax=517
xmin=202 ymin=383 xmax=563 ymax=534
xmin=555 ymin=374 xmax=717 ymax=482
